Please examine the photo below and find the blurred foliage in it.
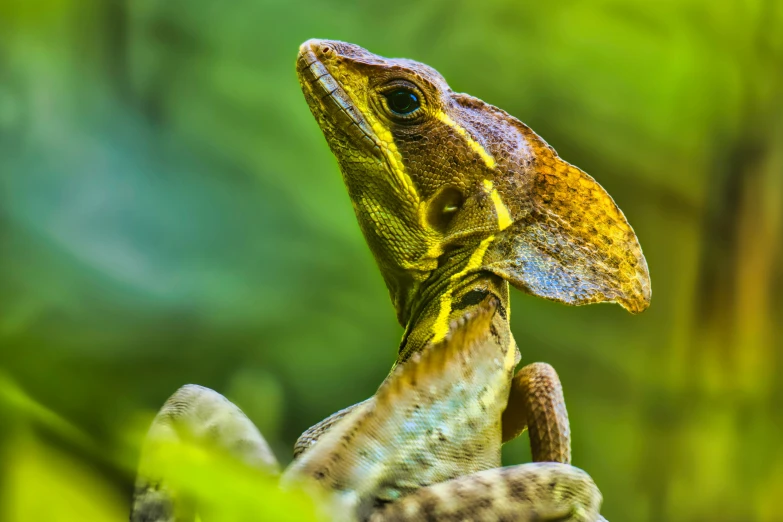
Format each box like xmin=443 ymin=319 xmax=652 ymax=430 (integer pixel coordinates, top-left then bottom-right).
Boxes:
xmin=0 ymin=0 xmax=781 ymax=520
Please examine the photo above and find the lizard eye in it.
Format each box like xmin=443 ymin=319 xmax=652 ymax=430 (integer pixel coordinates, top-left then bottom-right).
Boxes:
xmin=385 ymin=89 xmax=420 ymax=115
xmin=379 ymin=81 xmax=425 ymax=121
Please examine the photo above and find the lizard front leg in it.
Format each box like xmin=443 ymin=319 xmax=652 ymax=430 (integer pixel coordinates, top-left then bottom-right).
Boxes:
xmin=367 ymin=364 xmax=603 ymax=522
xmin=502 ymin=362 xmax=571 ymax=464
xmin=130 ymin=384 xmax=279 ymax=522
xmin=370 ymin=362 xmax=604 ymax=522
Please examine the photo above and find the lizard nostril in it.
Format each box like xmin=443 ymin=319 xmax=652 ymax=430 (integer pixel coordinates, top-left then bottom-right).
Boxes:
xmin=321 ymin=45 xmax=332 ymax=55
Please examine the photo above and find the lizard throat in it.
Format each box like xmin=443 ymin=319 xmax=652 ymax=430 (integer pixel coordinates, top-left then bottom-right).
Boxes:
xmin=397 ymin=241 xmax=511 ymax=362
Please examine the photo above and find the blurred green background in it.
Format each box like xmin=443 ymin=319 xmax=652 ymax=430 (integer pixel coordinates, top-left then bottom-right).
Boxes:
xmin=1 ymin=0 xmax=781 ymax=520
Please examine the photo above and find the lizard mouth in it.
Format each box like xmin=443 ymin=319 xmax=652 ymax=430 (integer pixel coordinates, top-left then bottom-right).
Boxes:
xmin=297 ymin=40 xmax=383 ymax=159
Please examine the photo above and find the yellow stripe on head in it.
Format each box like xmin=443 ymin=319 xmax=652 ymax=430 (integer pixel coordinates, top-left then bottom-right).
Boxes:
xmin=369 ymin=121 xmax=421 ymax=205
xmin=436 ymin=111 xmax=496 ymax=169
xmin=482 ymin=180 xmax=512 ymax=231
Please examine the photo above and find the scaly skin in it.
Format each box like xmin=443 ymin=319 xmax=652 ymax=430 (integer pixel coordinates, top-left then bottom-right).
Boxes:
xmin=132 ymin=301 xmax=599 ymax=521
xmin=296 ymin=39 xmax=649 ymax=335
xmin=130 ymin=39 xmax=650 ymax=522
xmin=282 ymin=296 xmax=599 ymax=521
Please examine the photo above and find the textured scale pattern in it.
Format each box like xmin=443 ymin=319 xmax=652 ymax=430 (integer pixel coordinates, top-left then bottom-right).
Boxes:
xmin=293 ymin=400 xmax=371 ymax=460
xmin=370 ymin=463 xmax=602 ymax=522
xmin=283 ymin=298 xmax=513 ymax=517
xmin=297 ymin=40 xmax=650 ymax=327
xmin=481 ymin=126 xmax=651 ymax=313
xmin=503 ymin=362 xmax=571 ymax=464
xmin=128 ymin=38 xmax=653 ymax=522
xmin=285 ymin=298 xmax=597 ymax=521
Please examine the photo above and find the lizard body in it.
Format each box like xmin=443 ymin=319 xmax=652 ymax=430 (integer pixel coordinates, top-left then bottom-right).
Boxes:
xmin=130 ymin=39 xmax=650 ymax=522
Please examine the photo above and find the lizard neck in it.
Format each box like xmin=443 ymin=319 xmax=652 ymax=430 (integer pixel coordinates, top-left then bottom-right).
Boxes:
xmin=396 ymin=244 xmax=514 ymax=363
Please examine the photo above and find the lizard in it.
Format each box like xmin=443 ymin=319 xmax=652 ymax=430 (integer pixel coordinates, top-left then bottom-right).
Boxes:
xmin=130 ymin=39 xmax=650 ymax=521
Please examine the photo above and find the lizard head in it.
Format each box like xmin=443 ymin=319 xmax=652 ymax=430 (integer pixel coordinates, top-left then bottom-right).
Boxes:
xmin=297 ymin=39 xmax=651 ymax=325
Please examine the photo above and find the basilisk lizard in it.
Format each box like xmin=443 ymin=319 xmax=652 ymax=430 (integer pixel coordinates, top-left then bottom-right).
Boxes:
xmin=130 ymin=39 xmax=650 ymax=522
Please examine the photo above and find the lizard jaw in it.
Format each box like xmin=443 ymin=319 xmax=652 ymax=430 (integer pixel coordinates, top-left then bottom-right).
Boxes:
xmin=297 ymin=39 xmax=383 ymax=160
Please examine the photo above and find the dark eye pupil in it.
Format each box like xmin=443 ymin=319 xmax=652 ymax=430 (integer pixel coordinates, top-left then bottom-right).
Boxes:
xmin=387 ymin=89 xmax=420 ymax=115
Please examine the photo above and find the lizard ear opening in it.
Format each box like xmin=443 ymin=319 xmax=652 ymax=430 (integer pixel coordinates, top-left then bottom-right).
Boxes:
xmin=427 ymin=186 xmax=464 ymax=232
xmin=482 ymin=132 xmax=651 ymax=313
